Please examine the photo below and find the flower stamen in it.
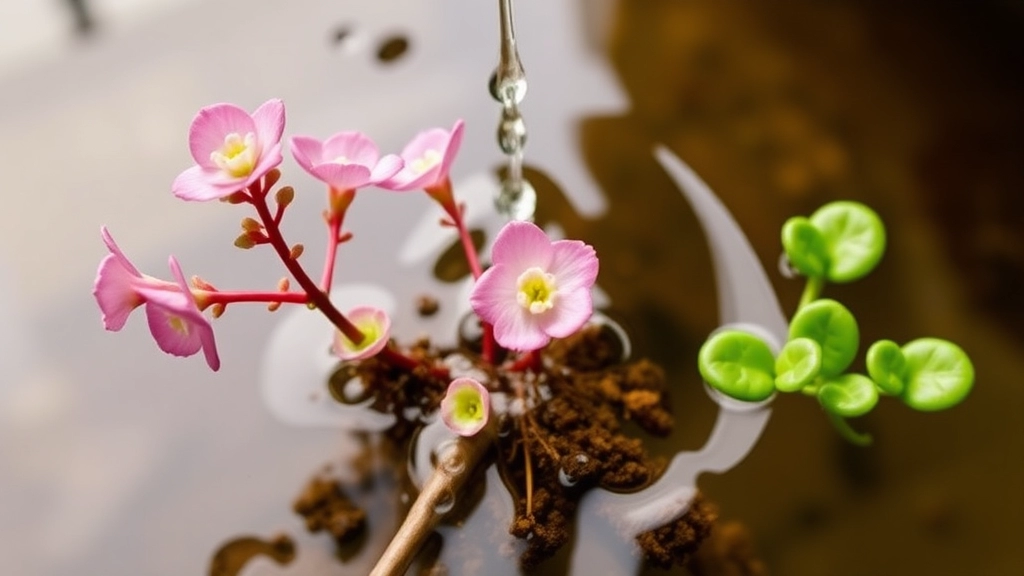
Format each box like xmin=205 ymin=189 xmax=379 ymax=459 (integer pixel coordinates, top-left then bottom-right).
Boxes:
xmin=516 ymin=267 xmax=557 ymax=314
xmin=210 ymin=132 xmax=258 ymax=177
xmin=410 ymin=149 xmax=442 ymax=175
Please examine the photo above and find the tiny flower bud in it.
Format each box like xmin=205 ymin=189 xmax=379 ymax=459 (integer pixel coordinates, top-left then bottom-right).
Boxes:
xmin=306 ymin=302 xmax=317 ymax=310
xmin=190 ymin=275 xmax=216 ymax=291
xmin=240 ymin=217 xmax=262 ymax=232
xmin=275 ymin=186 xmax=295 ymax=208
xmin=276 ymin=277 xmax=290 ymax=291
xmin=263 ymin=169 xmax=282 ymax=190
xmin=289 ymin=244 xmax=304 ymax=260
xmin=338 ymin=232 xmax=353 ymax=244
xmin=211 ymin=303 xmax=226 ymax=318
xmin=234 ymin=232 xmax=256 ymax=249
xmin=223 ymin=191 xmax=250 ymax=204
xmin=267 ymin=301 xmax=281 ymax=312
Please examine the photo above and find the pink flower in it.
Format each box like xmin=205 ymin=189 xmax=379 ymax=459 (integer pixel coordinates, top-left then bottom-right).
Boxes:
xmin=440 ymin=378 xmax=491 ymax=437
xmin=93 ymin=227 xmax=221 ymax=371
xmin=332 ymin=306 xmax=392 ymax=361
xmin=378 ymin=119 xmax=464 ymax=191
xmin=172 ymin=99 xmax=285 ymax=201
xmin=470 ymin=222 xmax=599 ymax=351
xmin=290 ymin=132 xmax=402 ymax=191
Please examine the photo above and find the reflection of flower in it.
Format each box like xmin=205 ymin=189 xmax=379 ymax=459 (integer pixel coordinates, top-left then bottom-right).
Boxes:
xmin=332 ymin=306 xmax=391 ymax=361
xmin=93 ymin=227 xmax=220 ymax=370
xmin=172 ymin=99 xmax=285 ymax=201
xmin=441 ymin=378 xmax=491 ymax=437
xmin=290 ymin=132 xmax=402 ymax=191
xmin=379 ymin=120 xmax=464 ymax=192
xmin=470 ymin=221 xmax=599 ymax=351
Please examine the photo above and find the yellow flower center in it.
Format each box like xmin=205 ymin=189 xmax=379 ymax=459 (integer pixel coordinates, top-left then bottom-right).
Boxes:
xmin=343 ymin=320 xmax=381 ymax=352
xmin=516 ymin=267 xmax=557 ymax=314
xmin=453 ymin=387 xmax=485 ymax=424
xmin=410 ymin=149 xmax=441 ymax=175
xmin=167 ymin=315 xmax=190 ymax=335
xmin=332 ymin=155 xmax=350 ymax=165
xmin=210 ymin=132 xmax=258 ymax=178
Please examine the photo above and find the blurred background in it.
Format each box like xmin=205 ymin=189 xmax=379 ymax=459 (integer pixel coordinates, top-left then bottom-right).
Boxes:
xmin=1 ymin=1 xmax=1022 ymax=575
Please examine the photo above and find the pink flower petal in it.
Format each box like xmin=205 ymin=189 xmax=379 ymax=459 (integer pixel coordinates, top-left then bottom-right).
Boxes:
xmin=172 ymin=165 xmax=244 ymax=201
xmin=438 ymin=119 xmax=464 ymax=180
xmin=289 ymin=135 xmax=323 ymax=174
xmin=251 ymin=99 xmax=285 ymax=155
xmin=537 ymin=288 xmax=593 ymax=339
xmin=490 ymin=221 xmax=554 ymax=272
xmin=547 ymin=239 xmax=599 ymax=294
xmin=188 ymin=103 xmax=257 ymax=169
xmin=321 ymin=131 xmax=380 ymax=167
xmin=100 ymin=226 xmax=141 ymax=277
xmin=93 ymin=253 xmax=143 ymax=331
xmin=369 ymin=154 xmax=403 ymax=183
xmin=311 ymin=163 xmax=373 ymax=191
xmin=248 ymin=141 xmax=283 ymax=183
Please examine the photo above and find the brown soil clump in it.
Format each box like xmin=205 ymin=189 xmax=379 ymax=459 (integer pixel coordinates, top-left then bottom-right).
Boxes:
xmin=637 ymin=493 xmax=718 ymax=569
xmin=292 ymin=476 xmax=367 ymax=545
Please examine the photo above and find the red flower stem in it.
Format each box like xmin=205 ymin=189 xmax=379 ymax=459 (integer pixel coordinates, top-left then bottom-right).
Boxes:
xmin=320 ymin=214 xmax=344 ymax=292
xmin=429 ymin=180 xmax=498 ymax=364
xmin=249 ymin=179 xmax=365 ymax=345
xmin=198 ymin=290 xmax=309 ymax=306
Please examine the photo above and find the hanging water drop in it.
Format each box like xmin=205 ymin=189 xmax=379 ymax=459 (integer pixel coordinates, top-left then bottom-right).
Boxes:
xmin=433 ymin=487 xmax=456 ymax=515
xmin=778 ymin=252 xmax=799 ymax=279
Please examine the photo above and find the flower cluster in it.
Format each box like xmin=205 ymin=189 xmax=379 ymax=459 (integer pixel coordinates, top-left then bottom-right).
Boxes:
xmin=93 ymin=99 xmax=600 ymax=437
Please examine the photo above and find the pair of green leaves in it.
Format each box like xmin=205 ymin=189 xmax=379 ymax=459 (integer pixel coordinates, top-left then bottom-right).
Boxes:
xmin=698 ymin=300 xmax=974 ymax=416
xmin=699 ymin=300 xmax=871 ymax=415
xmin=782 ymin=201 xmax=886 ymax=283
xmin=867 ymin=338 xmax=975 ymax=411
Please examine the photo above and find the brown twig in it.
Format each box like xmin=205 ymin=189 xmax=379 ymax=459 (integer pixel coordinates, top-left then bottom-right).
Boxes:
xmin=369 ymin=427 xmax=494 ymax=576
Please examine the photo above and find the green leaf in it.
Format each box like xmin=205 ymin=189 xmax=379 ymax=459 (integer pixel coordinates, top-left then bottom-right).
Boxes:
xmin=698 ymin=330 xmax=777 ymax=402
xmin=809 ymin=201 xmax=886 ymax=283
xmin=775 ymin=337 xmax=822 ymax=392
xmin=866 ymin=339 xmax=907 ymax=395
xmin=789 ymin=299 xmax=859 ymax=377
xmin=900 ymin=338 xmax=975 ymax=411
xmin=817 ymin=373 xmax=879 ymax=417
xmin=781 ymin=217 xmax=829 ymax=278
xmin=827 ymin=412 xmax=873 ymax=446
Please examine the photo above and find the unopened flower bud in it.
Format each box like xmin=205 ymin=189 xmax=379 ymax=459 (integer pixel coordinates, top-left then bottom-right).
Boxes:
xmin=240 ymin=217 xmax=262 ymax=232
xmin=276 ymin=277 xmax=290 ymax=291
xmin=263 ymin=169 xmax=282 ymax=190
xmin=289 ymin=244 xmax=304 ymax=260
xmin=267 ymin=301 xmax=281 ymax=312
xmin=211 ymin=303 xmax=226 ymax=318
xmin=234 ymin=232 xmax=256 ymax=250
xmin=224 ymin=191 xmax=249 ymax=204
xmin=275 ymin=186 xmax=295 ymax=208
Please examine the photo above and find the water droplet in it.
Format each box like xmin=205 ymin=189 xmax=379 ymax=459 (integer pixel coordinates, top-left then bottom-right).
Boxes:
xmin=495 ymin=178 xmax=536 ymax=222
xmin=436 ymin=440 xmax=466 ymax=476
xmin=490 ymin=73 xmax=528 ymax=107
xmin=558 ymin=468 xmax=578 ymax=488
xmin=433 ymin=487 xmax=456 ymax=515
xmin=327 ymin=365 xmax=371 ymax=404
xmin=458 ymin=311 xmax=484 ymax=352
xmin=497 ymin=108 xmax=527 ymax=155
xmin=778 ymin=253 xmax=799 ymax=279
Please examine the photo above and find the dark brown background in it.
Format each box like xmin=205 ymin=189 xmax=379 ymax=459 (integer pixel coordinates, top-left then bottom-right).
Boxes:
xmin=537 ymin=2 xmax=1023 ymax=574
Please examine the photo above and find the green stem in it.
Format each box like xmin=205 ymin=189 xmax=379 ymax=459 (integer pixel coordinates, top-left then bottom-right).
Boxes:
xmin=827 ymin=412 xmax=873 ymax=446
xmin=799 ymin=275 xmax=825 ymax=310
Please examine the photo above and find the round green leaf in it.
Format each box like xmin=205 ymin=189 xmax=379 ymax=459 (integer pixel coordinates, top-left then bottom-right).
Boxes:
xmin=775 ymin=337 xmax=822 ymax=392
xmin=866 ymin=339 xmax=907 ymax=395
xmin=781 ymin=217 xmax=829 ymax=278
xmin=809 ymin=201 xmax=886 ymax=283
xmin=699 ymin=330 xmax=776 ymax=402
xmin=817 ymin=373 xmax=879 ymax=417
xmin=789 ymin=299 xmax=860 ymax=377
xmin=900 ymin=338 xmax=974 ymax=411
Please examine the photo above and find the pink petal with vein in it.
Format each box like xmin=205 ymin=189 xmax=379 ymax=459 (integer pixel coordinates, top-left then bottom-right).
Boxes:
xmin=188 ymin=103 xmax=256 ymax=168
